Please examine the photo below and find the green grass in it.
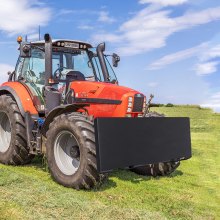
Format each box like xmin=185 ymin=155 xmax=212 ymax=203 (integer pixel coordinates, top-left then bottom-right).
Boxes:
xmin=0 ymin=106 xmax=220 ymax=219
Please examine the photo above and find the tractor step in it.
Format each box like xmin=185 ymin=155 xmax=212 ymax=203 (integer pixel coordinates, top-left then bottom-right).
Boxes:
xmin=25 ymin=113 xmax=43 ymax=155
xmin=94 ymin=117 xmax=191 ymax=173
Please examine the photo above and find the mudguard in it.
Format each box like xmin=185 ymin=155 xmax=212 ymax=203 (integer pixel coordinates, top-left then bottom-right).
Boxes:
xmin=0 ymin=82 xmax=38 ymax=116
xmin=95 ymin=117 xmax=191 ymax=173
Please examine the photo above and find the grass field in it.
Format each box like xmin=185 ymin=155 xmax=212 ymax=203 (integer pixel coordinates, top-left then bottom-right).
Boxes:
xmin=0 ymin=106 xmax=219 ymax=219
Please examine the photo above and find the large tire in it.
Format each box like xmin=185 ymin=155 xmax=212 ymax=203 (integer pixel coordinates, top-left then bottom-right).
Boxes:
xmin=46 ymin=113 xmax=99 ymax=189
xmin=131 ymin=111 xmax=180 ymax=176
xmin=0 ymin=95 xmax=33 ymax=165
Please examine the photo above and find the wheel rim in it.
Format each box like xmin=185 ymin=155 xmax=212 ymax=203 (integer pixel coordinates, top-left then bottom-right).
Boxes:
xmin=0 ymin=112 xmax=11 ymax=153
xmin=54 ymin=131 xmax=80 ymax=176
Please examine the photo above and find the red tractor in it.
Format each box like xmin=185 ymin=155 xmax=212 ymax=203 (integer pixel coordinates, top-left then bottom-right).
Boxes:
xmin=0 ymin=34 xmax=191 ymax=189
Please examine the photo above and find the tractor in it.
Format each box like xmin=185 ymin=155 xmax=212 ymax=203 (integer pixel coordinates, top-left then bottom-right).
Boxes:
xmin=0 ymin=34 xmax=191 ymax=189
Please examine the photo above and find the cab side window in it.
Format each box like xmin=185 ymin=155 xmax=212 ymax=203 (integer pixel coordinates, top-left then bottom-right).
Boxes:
xmin=20 ymin=49 xmax=45 ymax=85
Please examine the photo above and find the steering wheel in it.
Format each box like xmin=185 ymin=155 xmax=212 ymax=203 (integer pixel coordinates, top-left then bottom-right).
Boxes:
xmin=26 ymin=70 xmax=38 ymax=83
xmin=54 ymin=67 xmax=68 ymax=79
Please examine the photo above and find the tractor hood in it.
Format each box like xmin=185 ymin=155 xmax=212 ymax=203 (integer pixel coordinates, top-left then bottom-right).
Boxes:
xmin=70 ymin=81 xmax=145 ymax=117
xmin=70 ymin=81 xmax=143 ymax=100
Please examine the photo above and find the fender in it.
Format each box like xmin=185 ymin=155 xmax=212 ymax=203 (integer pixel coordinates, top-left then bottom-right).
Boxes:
xmin=0 ymin=82 xmax=38 ymax=116
xmin=41 ymin=104 xmax=88 ymax=136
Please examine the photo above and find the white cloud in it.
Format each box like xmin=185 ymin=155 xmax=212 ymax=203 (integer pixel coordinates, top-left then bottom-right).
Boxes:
xmin=98 ymin=11 xmax=116 ymax=24
xmin=92 ymin=6 xmax=220 ymax=56
xmin=57 ymin=9 xmax=97 ymax=16
xmin=28 ymin=33 xmax=40 ymax=41
xmin=0 ymin=0 xmax=51 ymax=35
xmin=0 ymin=64 xmax=15 ymax=83
xmin=149 ymin=43 xmax=207 ymax=70
xmin=78 ymin=25 xmax=94 ymax=30
xmin=196 ymin=44 xmax=220 ymax=75
xmin=199 ymin=44 xmax=220 ymax=62
xmin=92 ymin=33 xmax=122 ymax=43
xmin=0 ymin=41 xmax=15 ymax=45
xmin=201 ymin=92 xmax=220 ymax=112
xmin=195 ymin=61 xmax=220 ymax=75
xmin=139 ymin=0 xmax=188 ymax=6
xmin=58 ymin=9 xmax=75 ymax=16
xmin=147 ymin=82 xmax=159 ymax=87
xmin=148 ymin=42 xmax=220 ymax=74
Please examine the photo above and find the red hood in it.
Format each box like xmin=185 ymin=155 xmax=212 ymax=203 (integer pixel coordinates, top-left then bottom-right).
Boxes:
xmin=70 ymin=81 xmax=142 ymax=100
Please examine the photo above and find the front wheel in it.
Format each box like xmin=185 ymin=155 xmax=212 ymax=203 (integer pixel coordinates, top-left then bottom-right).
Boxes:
xmin=0 ymin=95 xmax=33 ymax=165
xmin=131 ymin=111 xmax=180 ymax=176
xmin=46 ymin=113 xmax=99 ymax=189
xmin=131 ymin=161 xmax=180 ymax=176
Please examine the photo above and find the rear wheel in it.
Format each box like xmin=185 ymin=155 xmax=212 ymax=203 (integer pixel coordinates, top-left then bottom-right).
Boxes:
xmin=46 ymin=113 xmax=99 ymax=189
xmin=0 ymin=95 xmax=33 ymax=165
xmin=131 ymin=111 xmax=180 ymax=176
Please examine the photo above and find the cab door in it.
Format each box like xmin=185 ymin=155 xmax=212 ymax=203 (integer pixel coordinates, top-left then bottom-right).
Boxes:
xmin=16 ymin=49 xmax=46 ymax=113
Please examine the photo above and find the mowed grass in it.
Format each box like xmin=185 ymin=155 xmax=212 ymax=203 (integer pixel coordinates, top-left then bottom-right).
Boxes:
xmin=0 ymin=106 xmax=220 ymax=219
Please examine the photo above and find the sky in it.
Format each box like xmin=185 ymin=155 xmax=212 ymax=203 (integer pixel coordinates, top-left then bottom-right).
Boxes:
xmin=1 ymin=0 xmax=220 ymax=111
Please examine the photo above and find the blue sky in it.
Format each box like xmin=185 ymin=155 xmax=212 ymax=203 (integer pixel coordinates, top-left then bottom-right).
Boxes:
xmin=1 ymin=0 xmax=220 ymax=111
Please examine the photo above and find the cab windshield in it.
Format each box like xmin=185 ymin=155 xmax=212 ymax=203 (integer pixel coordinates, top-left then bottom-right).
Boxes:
xmin=89 ymin=50 xmax=117 ymax=83
xmin=16 ymin=47 xmax=117 ymax=86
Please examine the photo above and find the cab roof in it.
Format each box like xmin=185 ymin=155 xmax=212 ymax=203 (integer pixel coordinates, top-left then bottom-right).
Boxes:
xmin=31 ymin=39 xmax=93 ymax=48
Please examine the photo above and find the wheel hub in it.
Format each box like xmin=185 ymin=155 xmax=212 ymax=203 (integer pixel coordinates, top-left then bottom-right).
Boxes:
xmin=70 ymin=145 xmax=80 ymax=159
xmin=54 ymin=131 xmax=80 ymax=176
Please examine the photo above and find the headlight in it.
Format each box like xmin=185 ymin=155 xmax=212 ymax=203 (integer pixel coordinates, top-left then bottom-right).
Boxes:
xmin=128 ymin=102 xmax=133 ymax=107
xmin=128 ymin=97 xmax=133 ymax=102
xmin=127 ymin=96 xmax=133 ymax=113
xmin=142 ymin=97 xmax=146 ymax=112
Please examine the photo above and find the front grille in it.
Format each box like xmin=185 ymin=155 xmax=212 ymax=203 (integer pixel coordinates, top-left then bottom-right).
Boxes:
xmin=132 ymin=94 xmax=144 ymax=112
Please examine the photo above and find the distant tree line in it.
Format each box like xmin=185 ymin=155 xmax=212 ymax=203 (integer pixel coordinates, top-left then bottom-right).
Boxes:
xmin=149 ymin=103 xmax=202 ymax=108
xmin=150 ymin=103 xmax=174 ymax=107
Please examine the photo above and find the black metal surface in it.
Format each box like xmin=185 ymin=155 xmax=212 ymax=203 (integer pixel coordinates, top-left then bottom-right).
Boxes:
xmin=133 ymin=95 xmax=144 ymax=112
xmin=44 ymin=87 xmax=62 ymax=114
xmin=95 ymin=117 xmax=191 ymax=173
xmin=25 ymin=113 xmax=40 ymax=154
xmin=44 ymin=34 xmax=53 ymax=86
xmin=96 ymin=43 xmax=109 ymax=82
xmin=74 ymin=98 xmax=122 ymax=105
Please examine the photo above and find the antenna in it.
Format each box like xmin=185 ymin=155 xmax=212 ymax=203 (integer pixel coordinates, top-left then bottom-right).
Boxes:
xmin=39 ymin=25 xmax=41 ymax=41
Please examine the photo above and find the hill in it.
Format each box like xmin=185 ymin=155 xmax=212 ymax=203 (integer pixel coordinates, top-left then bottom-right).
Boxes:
xmin=0 ymin=106 xmax=219 ymax=219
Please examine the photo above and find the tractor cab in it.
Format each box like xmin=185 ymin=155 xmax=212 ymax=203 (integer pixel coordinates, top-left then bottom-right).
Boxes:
xmin=15 ymin=36 xmax=120 ymax=114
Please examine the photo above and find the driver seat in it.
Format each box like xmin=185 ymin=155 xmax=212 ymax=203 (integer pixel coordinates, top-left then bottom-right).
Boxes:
xmin=64 ymin=71 xmax=85 ymax=103
xmin=66 ymin=70 xmax=85 ymax=88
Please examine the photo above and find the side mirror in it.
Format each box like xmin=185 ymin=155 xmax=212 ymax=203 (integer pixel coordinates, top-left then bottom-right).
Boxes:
xmin=20 ymin=42 xmax=31 ymax=58
xmin=8 ymin=71 xmax=15 ymax=82
xmin=112 ymin=53 xmax=120 ymax=67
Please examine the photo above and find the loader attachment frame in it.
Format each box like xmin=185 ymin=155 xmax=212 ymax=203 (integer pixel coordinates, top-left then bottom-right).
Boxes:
xmin=95 ymin=117 xmax=191 ymax=173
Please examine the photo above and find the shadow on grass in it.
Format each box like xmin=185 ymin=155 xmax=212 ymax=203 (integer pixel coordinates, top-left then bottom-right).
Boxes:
xmin=23 ymin=156 xmax=183 ymax=191
xmin=24 ymin=155 xmax=48 ymax=171
xmin=96 ymin=169 xmax=184 ymax=191
xmin=170 ymin=170 xmax=183 ymax=177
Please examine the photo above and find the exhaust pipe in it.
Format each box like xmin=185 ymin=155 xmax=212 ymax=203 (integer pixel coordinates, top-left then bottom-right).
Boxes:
xmin=96 ymin=42 xmax=109 ymax=82
xmin=44 ymin=33 xmax=53 ymax=86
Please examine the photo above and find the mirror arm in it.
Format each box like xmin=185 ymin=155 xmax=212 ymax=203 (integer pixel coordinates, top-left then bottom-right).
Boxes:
xmin=8 ymin=71 xmax=15 ymax=82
